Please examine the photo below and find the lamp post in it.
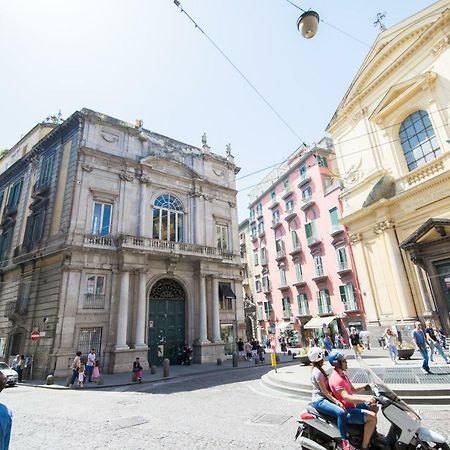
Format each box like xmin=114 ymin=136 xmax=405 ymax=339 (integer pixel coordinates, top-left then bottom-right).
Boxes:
xmin=297 ymin=10 xmax=320 ymax=39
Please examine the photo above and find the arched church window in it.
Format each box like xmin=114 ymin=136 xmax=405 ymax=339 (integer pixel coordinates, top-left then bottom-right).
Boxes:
xmin=152 ymin=194 xmax=184 ymax=242
xmin=399 ymin=110 xmax=440 ymax=171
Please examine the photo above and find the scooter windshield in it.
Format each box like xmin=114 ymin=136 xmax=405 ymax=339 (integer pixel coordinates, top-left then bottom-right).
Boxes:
xmin=358 ymin=359 xmax=397 ymax=400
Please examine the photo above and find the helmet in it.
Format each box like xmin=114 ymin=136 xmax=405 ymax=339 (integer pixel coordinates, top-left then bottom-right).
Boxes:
xmin=307 ymin=347 xmax=325 ymax=363
xmin=328 ymin=351 xmax=346 ymax=368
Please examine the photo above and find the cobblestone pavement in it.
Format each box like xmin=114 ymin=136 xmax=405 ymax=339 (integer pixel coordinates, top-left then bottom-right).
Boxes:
xmin=3 ymin=365 xmax=450 ymax=450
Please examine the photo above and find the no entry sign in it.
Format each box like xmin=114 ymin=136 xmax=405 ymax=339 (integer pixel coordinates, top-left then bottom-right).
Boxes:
xmin=31 ymin=330 xmax=40 ymax=342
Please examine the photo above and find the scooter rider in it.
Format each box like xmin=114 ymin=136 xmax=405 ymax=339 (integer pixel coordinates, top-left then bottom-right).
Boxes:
xmin=307 ymin=348 xmax=354 ymax=450
xmin=328 ymin=351 xmax=377 ymax=450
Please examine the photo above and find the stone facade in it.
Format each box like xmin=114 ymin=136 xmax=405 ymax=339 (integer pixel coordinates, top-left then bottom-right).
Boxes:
xmin=326 ymin=1 xmax=450 ymax=340
xmin=0 ymin=109 xmax=244 ymax=377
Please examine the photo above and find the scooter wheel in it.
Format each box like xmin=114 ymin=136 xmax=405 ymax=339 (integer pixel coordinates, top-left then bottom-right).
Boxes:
xmin=435 ymin=444 xmax=449 ymax=450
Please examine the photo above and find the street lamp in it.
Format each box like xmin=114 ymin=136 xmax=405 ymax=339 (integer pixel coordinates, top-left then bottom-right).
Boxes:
xmin=297 ymin=10 xmax=320 ymax=39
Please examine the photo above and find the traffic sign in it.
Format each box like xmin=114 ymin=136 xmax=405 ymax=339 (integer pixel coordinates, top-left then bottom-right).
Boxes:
xmin=31 ymin=330 xmax=40 ymax=342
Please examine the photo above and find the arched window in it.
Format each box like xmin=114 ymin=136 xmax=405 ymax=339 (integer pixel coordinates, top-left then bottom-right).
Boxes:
xmin=152 ymin=194 xmax=184 ymax=242
xmin=399 ymin=110 xmax=440 ymax=171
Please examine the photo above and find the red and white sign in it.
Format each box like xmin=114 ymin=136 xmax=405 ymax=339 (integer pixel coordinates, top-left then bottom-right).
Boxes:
xmin=31 ymin=330 xmax=40 ymax=342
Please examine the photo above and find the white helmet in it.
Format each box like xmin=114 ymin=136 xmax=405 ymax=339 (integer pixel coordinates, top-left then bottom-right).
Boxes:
xmin=307 ymin=347 xmax=325 ymax=363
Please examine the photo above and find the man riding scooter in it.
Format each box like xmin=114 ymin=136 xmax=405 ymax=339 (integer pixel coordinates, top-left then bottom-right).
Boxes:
xmin=328 ymin=352 xmax=377 ymax=450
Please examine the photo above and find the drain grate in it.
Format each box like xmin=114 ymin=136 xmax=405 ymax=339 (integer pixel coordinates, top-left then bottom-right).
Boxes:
xmin=110 ymin=416 xmax=149 ymax=430
xmin=252 ymin=414 xmax=292 ymax=425
xmin=347 ymin=367 xmax=450 ymax=385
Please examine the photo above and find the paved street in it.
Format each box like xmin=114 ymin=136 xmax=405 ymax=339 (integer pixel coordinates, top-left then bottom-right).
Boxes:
xmin=3 ymin=363 xmax=450 ymax=449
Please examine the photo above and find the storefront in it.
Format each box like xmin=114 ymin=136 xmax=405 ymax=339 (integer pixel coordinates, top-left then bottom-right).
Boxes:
xmin=220 ymin=324 xmax=235 ymax=356
xmin=303 ymin=316 xmax=338 ymax=344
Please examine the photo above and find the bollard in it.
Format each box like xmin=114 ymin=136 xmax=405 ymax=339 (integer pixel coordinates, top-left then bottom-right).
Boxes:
xmin=232 ymin=352 xmax=238 ymax=368
xmin=163 ymin=358 xmax=170 ymax=378
xmin=46 ymin=375 xmax=54 ymax=385
xmin=216 ymin=358 xmax=222 ymax=366
xmin=150 ymin=365 xmax=157 ymax=374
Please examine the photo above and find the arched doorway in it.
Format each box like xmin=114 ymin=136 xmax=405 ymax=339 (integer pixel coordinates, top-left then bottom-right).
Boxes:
xmin=148 ymin=278 xmax=185 ymax=365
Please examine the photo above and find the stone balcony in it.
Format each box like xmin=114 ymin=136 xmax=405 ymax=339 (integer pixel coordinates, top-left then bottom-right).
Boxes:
xmin=284 ymin=209 xmax=297 ymax=222
xmin=297 ymin=174 xmax=311 ymax=189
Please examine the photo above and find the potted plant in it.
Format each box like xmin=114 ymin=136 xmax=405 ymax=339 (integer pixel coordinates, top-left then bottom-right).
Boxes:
xmin=296 ymin=347 xmax=311 ymax=365
xmin=397 ymin=342 xmax=415 ymax=360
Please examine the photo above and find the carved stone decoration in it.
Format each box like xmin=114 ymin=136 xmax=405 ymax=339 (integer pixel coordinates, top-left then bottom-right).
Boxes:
xmin=81 ymin=163 xmax=94 ymax=172
xmin=363 ymin=175 xmax=396 ymax=207
xmin=373 ymin=219 xmax=395 ymax=235
xmin=149 ymin=278 xmax=185 ymax=299
xmin=119 ymin=171 xmax=134 ymax=182
xmin=343 ymin=157 xmax=362 ymax=186
xmin=166 ymin=257 xmax=179 ymax=275
xmin=431 ymin=34 xmax=450 ymax=57
xmin=351 ymin=108 xmax=366 ymax=124
xmin=349 ymin=233 xmax=362 ymax=244
xmin=212 ymin=168 xmax=224 ymax=178
xmin=101 ymin=132 xmax=119 ymax=143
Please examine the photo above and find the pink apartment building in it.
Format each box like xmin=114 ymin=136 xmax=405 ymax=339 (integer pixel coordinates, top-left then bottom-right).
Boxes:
xmin=248 ymin=139 xmax=365 ymax=346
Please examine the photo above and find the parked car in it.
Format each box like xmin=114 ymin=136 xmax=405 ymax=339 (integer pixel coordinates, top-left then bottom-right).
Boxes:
xmin=0 ymin=362 xmax=18 ymax=386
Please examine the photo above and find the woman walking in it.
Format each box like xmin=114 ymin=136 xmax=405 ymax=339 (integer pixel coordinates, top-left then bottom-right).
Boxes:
xmin=383 ymin=328 xmax=399 ymax=364
xmin=132 ymin=357 xmax=144 ymax=383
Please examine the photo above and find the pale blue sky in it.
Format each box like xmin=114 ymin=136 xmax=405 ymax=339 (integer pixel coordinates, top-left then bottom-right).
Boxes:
xmin=0 ymin=0 xmax=436 ymax=219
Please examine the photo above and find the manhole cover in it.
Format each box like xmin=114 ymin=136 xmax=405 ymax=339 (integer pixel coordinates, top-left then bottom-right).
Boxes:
xmin=110 ymin=416 xmax=149 ymax=430
xmin=252 ymin=414 xmax=291 ymax=425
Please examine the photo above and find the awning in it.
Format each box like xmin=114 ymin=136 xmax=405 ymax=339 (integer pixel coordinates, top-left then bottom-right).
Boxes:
xmin=303 ymin=316 xmax=336 ymax=329
xmin=219 ymin=284 xmax=236 ymax=299
xmin=277 ymin=321 xmax=293 ymax=330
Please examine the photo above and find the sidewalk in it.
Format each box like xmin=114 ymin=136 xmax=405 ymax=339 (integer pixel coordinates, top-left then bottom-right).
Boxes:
xmin=20 ymin=351 xmax=297 ymax=390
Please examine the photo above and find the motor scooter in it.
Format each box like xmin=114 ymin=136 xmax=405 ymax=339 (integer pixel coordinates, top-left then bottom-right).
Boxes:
xmin=295 ymin=363 xmax=449 ymax=450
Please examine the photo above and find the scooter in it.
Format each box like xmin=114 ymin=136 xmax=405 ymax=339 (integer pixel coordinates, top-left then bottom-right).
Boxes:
xmin=295 ymin=363 xmax=449 ymax=450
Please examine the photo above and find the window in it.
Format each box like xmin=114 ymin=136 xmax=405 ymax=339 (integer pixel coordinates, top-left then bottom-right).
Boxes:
xmin=251 ymin=226 xmax=257 ymax=240
xmin=260 ymin=247 xmax=267 ymax=264
xmin=256 ymin=305 xmax=264 ymax=320
xmin=216 ymin=224 xmax=229 ymax=252
xmin=297 ymin=293 xmax=309 ymax=316
xmin=294 ymin=263 xmax=303 ymax=283
xmin=299 ymin=165 xmax=307 ymax=179
xmin=305 ymin=221 xmax=318 ymax=245
xmin=85 ymin=275 xmax=106 ymax=309
xmin=275 ymin=238 xmax=284 ymax=258
xmin=7 ymin=178 xmax=23 ymax=209
xmin=78 ymin=327 xmax=102 ymax=359
xmin=23 ymin=209 xmax=46 ymax=249
xmin=253 ymin=251 xmax=259 ymax=266
xmin=256 ymin=203 xmax=263 ymax=217
xmin=317 ymin=289 xmax=331 ymax=314
xmin=400 ymin=110 xmax=440 ymax=171
xmin=0 ymin=191 xmax=4 ymax=215
xmin=279 ymin=266 xmax=287 ymax=286
xmin=255 ymin=279 xmax=262 ymax=292
xmin=0 ymin=227 xmax=13 ymax=262
xmin=286 ymin=199 xmax=294 ymax=212
xmin=282 ymin=296 xmax=291 ymax=317
xmin=314 ymin=255 xmax=324 ymax=277
xmin=40 ymin=154 xmax=54 ymax=184
xmin=340 ymin=283 xmax=357 ymax=311
xmin=329 ymin=207 xmax=340 ymax=230
xmin=272 ymin=210 xmax=279 ymax=224
xmin=291 ymin=230 xmax=300 ymax=250
xmin=283 ymin=179 xmax=290 ymax=194
xmin=258 ymin=221 xmax=265 ymax=235
xmin=336 ymin=247 xmax=348 ymax=271
xmin=262 ymin=275 xmax=270 ymax=292
xmin=92 ymin=202 xmax=112 ymax=236
xmin=152 ymin=194 xmax=184 ymax=242
xmin=16 ymin=279 xmax=31 ymax=315
xmin=250 ymin=209 xmax=255 ymax=221
xmin=271 ymin=191 xmax=276 ymax=201
xmin=316 ymin=155 xmax=328 ymax=167
xmin=219 ymin=283 xmax=234 ymax=310
xmin=302 ymin=187 xmax=312 ymax=200
xmin=263 ymin=301 xmax=272 ymax=317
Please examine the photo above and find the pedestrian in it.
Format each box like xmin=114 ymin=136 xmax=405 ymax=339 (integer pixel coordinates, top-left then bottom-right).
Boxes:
xmin=244 ymin=341 xmax=252 ymax=360
xmin=383 ymin=328 xmax=399 ymax=364
xmin=412 ymin=321 xmax=431 ymax=374
xmin=324 ymin=334 xmax=333 ymax=355
xmin=307 ymin=348 xmax=353 ymax=450
xmin=251 ymin=340 xmax=258 ymax=360
xmin=366 ymin=334 xmax=371 ymax=350
xmin=424 ymin=320 xmax=449 ymax=364
xmin=0 ymin=372 xmax=12 ymax=450
xmin=438 ymin=328 xmax=447 ymax=349
xmin=334 ymin=334 xmax=339 ymax=349
xmin=16 ymin=355 xmax=25 ymax=382
xmin=92 ymin=360 xmax=101 ymax=383
xmin=349 ymin=327 xmax=362 ymax=359
xmin=86 ymin=348 xmax=96 ymax=382
xmin=280 ymin=338 xmax=287 ymax=354
xmin=11 ymin=355 xmax=20 ymax=370
xmin=257 ymin=343 xmax=265 ymax=363
xmin=69 ymin=351 xmax=82 ymax=387
xmin=78 ymin=364 xmax=85 ymax=388
xmin=237 ymin=338 xmax=245 ymax=359
xmin=132 ymin=357 xmax=143 ymax=383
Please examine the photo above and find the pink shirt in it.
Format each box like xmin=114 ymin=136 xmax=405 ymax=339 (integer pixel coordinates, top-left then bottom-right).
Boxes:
xmin=329 ymin=370 xmax=356 ymax=408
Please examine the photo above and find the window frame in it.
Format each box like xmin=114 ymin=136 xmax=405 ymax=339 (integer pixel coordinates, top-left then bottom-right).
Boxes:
xmin=91 ymin=201 xmax=113 ymax=236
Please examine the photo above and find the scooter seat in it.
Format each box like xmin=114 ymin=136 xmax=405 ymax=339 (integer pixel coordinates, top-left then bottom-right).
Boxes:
xmin=306 ymin=405 xmax=338 ymax=424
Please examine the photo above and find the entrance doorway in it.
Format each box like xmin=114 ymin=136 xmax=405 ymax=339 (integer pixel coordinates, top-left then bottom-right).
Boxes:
xmin=148 ymin=279 xmax=185 ymax=365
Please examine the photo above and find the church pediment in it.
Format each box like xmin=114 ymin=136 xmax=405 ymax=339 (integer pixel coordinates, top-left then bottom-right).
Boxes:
xmin=140 ymin=155 xmax=200 ymax=180
xmin=400 ymin=218 xmax=450 ymax=249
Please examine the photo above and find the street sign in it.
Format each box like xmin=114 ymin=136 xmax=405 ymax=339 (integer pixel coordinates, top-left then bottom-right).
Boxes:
xmin=31 ymin=330 xmax=40 ymax=342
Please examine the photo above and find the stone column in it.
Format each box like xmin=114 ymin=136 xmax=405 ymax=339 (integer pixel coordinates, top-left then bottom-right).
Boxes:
xmin=138 ymin=178 xmax=147 ymax=236
xmin=413 ymin=263 xmax=433 ymax=314
xmin=135 ymin=270 xmax=147 ymax=348
xmin=378 ymin=221 xmax=415 ymax=319
xmin=198 ymin=275 xmax=209 ymax=342
xmin=116 ymin=270 xmax=130 ymax=349
xmin=211 ymin=277 xmax=221 ymax=342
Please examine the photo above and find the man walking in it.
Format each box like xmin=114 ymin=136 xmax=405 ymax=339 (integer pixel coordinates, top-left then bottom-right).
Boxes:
xmin=69 ymin=351 xmax=82 ymax=387
xmin=86 ymin=348 xmax=96 ymax=382
xmin=349 ymin=327 xmax=361 ymax=359
xmin=412 ymin=322 xmax=431 ymax=374
xmin=424 ymin=321 xmax=449 ymax=364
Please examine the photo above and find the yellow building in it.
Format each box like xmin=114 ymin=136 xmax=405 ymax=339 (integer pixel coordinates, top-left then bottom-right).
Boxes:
xmin=327 ymin=1 xmax=450 ymax=338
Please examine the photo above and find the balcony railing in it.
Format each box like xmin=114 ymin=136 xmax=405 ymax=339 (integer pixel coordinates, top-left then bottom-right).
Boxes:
xmin=284 ymin=208 xmax=297 ymax=221
xmin=268 ymin=201 xmax=279 ymax=210
xmin=32 ymin=179 xmax=51 ymax=198
xmin=258 ymin=229 xmax=266 ymax=238
xmin=297 ymin=305 xmax=310 ymax=316
xmin=330 ymin=223 xmax=344 ymax=236
xmin=275 ymin=250 xmax=286 ymax=261
xmin=300 ymin=197 xmax=315 ymax=211
xmin=260 ymin=256 xmax=268 ymax=266
xmin=318 ymin=304 xmax=332 ymax=315
xmin=297 ymin=174 xmax=311 ymax=188
xmin=83 ymin=294 xmax=106 ymax=309
xmin=271 ymin=220 xmax=282 ymax=230
xmin=282 ymin=308 xmax=292 ymax=318
xmin=84 ymin=235 xmax=116 ymax=247
xmin=289 ymin=244 xmax=302 ymax=256
xmin=307 ymin=235 xmax=322 ymax=247
xmin=281 ymin=187 xmax=293 ymax=200
xmin=262 ymin=282 xmax=271 ymax=294
xmin=242 ymin=277 xmax=249 ymax=286
xmin=343 ymin=301 xmax=358 ymax=312
xmin=337 ymin=261 xmax=352 ymax=273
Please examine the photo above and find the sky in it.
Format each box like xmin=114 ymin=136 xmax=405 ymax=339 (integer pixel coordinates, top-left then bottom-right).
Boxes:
xmin=0 ymin=0 xmax=438 ymax=220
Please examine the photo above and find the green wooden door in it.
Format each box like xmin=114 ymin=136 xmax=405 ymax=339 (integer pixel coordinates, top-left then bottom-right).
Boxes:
xmin=148 ymin=279 xmax=185 ymax=365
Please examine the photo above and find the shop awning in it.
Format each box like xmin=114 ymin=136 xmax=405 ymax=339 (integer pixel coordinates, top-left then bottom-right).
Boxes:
xmin=219 ymin=284 xmax=236 ymax=299
xmin=277 ymin=321 xmax=293 ymax=330
xmin=303 ymin=316 xmax=336 ymax=329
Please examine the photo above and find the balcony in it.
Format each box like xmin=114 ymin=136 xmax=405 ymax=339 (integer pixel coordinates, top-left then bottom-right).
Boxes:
xmin=297 ymin=307 xmax=311 ymax=317
xmin=262 ymin=284 xmax=271 ymax=294
xmin=284 ymin=208 xmax=297 ymax=222
xmin=278 ymin=283 xmax=290 ymax=291
xmin=258 ymin=229 xmax=266 ymax=238
xmin=318 ymin=305 xmax=333 ymax=315
xmin=297 ymin=174 xmax=311 ymax=188
xmin=256 ymin=211 xmax=263 ymax=220
xmin=260 ymin=256 xmax=268 ymax=266
xmin=32 ymin=179 xmax=51 ymax=198
xmin=337 ymin=261 xmax=352 ymax=274
xmin=251 ymin=234 xmax=258 ymax=242
xmin=4 ymin=301 xmax=17 ymax=320
xmin=83 ymin=294 xmax=106 ymax=309
xmin=289 ymin=244 xmax=302 ymax=256
xmin=271 ymin=220 xmax=282 ymax=230
xmin=282 ymin=308 xmax=292 ymax=319
xmin=268 ymin=201 xmax=279 ymax=210
xmin=300 ymin=197 xmax=315 ymax=211
xmin=312 ymin=269 xmax=328 ymax=282
xmin=275 ymin=250 xmax=286 ymax=261
xmin=281 ymin=187 xmax=293 ymax=200
xmin=330 ymin=224 xmax=344 ymax=237
xmin=293 ymin=277 xmax=307 ymax=288
xmin=242 ymin=277 xmax=250 ymax=286
xmin=307 ymin=235 xmax=322 ymax=247
xmin=343 ymin=301 xmax=359 ymax=312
